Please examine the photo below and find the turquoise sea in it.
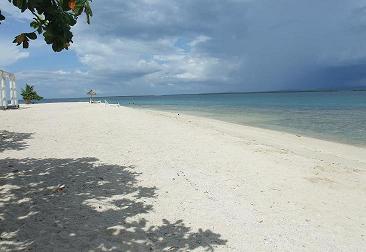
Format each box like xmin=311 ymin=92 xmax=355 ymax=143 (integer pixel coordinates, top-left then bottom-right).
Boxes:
xmin=43 ymin=91 xmax=366 ymax=147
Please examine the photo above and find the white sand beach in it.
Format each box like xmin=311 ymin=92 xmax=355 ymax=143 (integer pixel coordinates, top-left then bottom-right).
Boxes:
xmin=1 ymin=102 xmax=365 ymax=251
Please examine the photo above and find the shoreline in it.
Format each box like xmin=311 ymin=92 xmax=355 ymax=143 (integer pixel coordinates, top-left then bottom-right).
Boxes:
xmin=38 ymin=89 xmax=366 ymax=148
xmin=32 ymin=100 xmax=366 ymax=148
xmin=137 ymin=106 xmax=366 ymax=148
xmin=1 ymin=102 xmax=365 ymax=251
xmin=135 ymin=105 xmax=366 ymax=154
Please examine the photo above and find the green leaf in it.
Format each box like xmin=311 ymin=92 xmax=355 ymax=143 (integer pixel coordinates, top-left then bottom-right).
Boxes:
xmin=15 ymin=0 xmax=23 ymax=8
xmin=26 ymin=32 xmax=37 ymax=40
xmin=13 ymin=33 xmax=25 ymax=45
xmin=22 ymin=39 xmax=29 ymax=48
xmin=30 ymin=20 xmax=38 ymax=28
xmin=0 ymin=10 xmax=5 ymax=23
xmin=7 ymin=0 xmax=92 ymax=52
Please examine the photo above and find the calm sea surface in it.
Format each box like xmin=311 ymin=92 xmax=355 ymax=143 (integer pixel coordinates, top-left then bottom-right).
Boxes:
xmin=43 ymin=91 xmax=366 ymax=147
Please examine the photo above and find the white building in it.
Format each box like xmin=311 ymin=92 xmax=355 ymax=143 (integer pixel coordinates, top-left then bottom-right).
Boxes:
xmin=0 ymin=70 xmax=19 ymax=110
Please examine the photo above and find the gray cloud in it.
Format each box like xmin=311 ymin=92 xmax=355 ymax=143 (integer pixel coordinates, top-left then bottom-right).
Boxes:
xmin=7 ymin=0 xmax=366 ymax=97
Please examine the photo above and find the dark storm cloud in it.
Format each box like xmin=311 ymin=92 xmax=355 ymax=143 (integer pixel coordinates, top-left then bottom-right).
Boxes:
xmin=82 ymin=0 xmax=249 ymax=39
xmin=5 ymin=0 xmax=366 ymax=97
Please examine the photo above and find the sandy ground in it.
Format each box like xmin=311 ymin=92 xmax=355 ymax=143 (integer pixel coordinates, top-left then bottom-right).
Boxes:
xmin=0 ymin=102 xmax=365 ymax=252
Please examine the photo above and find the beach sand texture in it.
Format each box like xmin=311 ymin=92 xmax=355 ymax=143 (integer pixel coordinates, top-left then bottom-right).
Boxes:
xmin=1 ymin=102 xmax=365 ymax=251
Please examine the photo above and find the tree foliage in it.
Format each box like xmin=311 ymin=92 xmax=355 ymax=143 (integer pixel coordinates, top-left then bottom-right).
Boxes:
xmin=21 ymin=84 xmax=43 ymax=104
xmin=0 ymin=11 xmax=5 ymax=23
xmin=1 ymin=0 xmax=92 ymax=52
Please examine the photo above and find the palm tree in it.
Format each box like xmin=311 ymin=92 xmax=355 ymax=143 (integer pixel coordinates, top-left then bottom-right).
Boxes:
xmin=21 ymin=84 xmax=43 ymax=104
xmin=87 ymin=89 xmax=96 ymax=103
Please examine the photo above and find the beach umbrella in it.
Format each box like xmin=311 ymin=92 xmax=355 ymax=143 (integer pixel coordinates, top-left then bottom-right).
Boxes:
xmin=87 ymin=89 xmax=96 ymax=103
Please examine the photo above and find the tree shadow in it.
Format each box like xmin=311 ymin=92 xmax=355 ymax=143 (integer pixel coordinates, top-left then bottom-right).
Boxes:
xmin=0 ymin=157 xmax=227 ymax=251
xmin=0 ymin=131 xmax=33 ymax=153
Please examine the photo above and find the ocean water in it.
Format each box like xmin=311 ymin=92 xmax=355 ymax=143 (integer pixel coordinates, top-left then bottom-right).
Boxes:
xmin=44 ymin=91 xmax=366 ymax=147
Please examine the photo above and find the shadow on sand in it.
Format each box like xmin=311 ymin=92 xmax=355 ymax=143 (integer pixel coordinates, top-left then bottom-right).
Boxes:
xmin=0 ymin=131 xmax=33 ymax=153
xmin=0 ymin=157 xmax=227 ymax=251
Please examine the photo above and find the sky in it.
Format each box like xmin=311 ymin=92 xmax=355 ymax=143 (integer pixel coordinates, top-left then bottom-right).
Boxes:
xmin=1 ymin=0 xmax=366 ymax=98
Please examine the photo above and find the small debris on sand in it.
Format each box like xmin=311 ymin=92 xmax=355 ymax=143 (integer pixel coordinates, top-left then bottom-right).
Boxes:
xmin=54 ymin=184 xmax=65 ymax=192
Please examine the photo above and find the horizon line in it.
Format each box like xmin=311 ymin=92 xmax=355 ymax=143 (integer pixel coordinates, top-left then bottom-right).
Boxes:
xmin=41 ymin=87 xmax=366 ymax=100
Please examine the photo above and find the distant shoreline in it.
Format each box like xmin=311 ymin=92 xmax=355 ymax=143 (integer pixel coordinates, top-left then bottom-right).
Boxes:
xmin=38 ymin=88 xmax=366 ymax=101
